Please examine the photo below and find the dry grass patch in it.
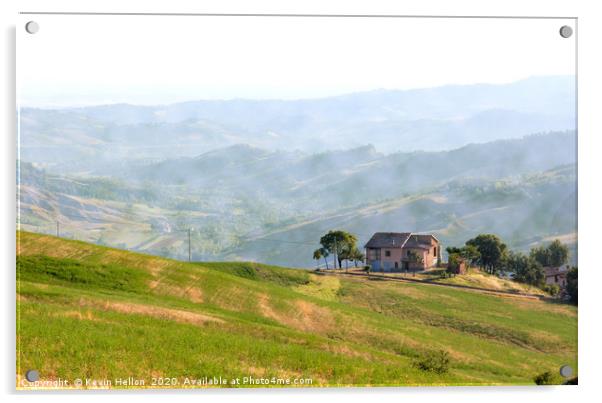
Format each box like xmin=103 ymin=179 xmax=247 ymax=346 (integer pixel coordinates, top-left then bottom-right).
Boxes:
xmin=149 ymin=279 xmax=204 ymax=304
xmin=258 ymin=294 xmax=335 ymax=333
xmin=505 ymin=298 xmax=577 ymax=317
xmin=325 ymin=343 xmax=373 ymax=360
xmin=62 ymin=310 xmax=98 ymax=321
xmin=77 ymin=298 xmax=223 ymax=326
xmin=185 ymin=287 xmax=204 ymax=303
xmin=210 ymin=285 xmax=251 ymax=312
xmin=436 ymin=270 xmax=547 ymax=296
xmin=294 ymin=275 xmax=340 ymax=301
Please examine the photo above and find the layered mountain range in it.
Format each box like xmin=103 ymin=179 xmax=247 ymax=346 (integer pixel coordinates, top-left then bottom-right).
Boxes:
xmin=18 ymin=76 xmax=577 ymax=266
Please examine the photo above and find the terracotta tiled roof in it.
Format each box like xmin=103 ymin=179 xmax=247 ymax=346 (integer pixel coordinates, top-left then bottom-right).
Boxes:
xmin=544 ymin=267 xmax=569 ymax=278
xmin=364 ymin=232 xmax=412 ymax=249
xmin=404 ymin=234 xmax=434 ymax=249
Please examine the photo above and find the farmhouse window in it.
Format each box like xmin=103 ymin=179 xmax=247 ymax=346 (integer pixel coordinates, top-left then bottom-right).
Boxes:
xmin=385 ymin=250 xmax=391 ymax=257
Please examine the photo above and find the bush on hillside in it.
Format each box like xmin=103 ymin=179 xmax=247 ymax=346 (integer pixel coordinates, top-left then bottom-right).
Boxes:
xmin=534 ymin=371 xmax=563 ymax=385
xmin=543 ymin=284 xmax=560 ymax=296
xmin=413 ymin=350 xmax=451 ymax=374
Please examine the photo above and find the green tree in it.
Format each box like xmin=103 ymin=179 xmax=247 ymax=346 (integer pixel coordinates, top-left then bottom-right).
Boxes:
xmin=447 ymin=253 xmax=462 ymax=276
xmin=530 ymin=239 xmax=569 ymax=268
xmin=319 ymin=230 xmax=358 ymax=269
xmin=529 ymin=245 xmax=550 ymax=267
xmin=312 ymin=248 xmax=322 ymax=269
xmin=349 ymin=247 xmax=365 ymax=268
xmin=548 ymin=239 xmax=569 ymax=267
xmin=566 ymin=266 xmax=578 ymax=304
xmin=446 ymin=246 xmax=462 ymax=255
xmin=339 ymin=245 xmax=365 ymax=271
xmin=466 ymin=234 xmax=507 ymax=274
xmin=313 ymin=247 xmax=329 ymax=270
xmin=506 ymin=251 xmax=545 ymax=287
xmin=446 ymin=245 xmax=480 ymax=267
xmin=461 ymin=244 xmax=481 ymax=267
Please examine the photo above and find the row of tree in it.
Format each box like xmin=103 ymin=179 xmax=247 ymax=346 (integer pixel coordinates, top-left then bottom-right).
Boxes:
xmin=312 ymin=230 xmax=364 ymax=270
xmin=446 ymin=234 xmax=577 ymax=303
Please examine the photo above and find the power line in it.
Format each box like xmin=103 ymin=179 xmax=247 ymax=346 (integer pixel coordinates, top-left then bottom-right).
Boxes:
xmin=244 ymin=238 xmax=319 ymax=246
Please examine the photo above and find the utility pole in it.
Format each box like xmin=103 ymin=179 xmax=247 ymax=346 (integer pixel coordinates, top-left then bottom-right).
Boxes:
xmin=56 ymin=221 xmax=59 ymax=237
xmin=188 ymin=228 xmax=192 ymax=262
xmin=334 ymin=236 xmax=338 ymax=270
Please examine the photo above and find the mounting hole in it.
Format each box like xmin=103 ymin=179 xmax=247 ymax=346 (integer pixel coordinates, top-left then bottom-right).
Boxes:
xmin=559 ymin=365 xmax=573 ymax=378
xmin=559 ymin=25 xmax=573 ymax=38
xmin=25 ymin=21 xmax=39 ymax=34
xmin=25 ymin=369 xmax=40 ymax=382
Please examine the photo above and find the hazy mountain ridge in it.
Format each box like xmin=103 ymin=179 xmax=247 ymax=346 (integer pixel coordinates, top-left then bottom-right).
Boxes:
xmin=19 ymin=132 xmax=577 ymax=266
xmin=118 ymin=131 xmax=576 ymax=207
xmin=20 ymin=76 xmax=575 ymax=170
xmin=225 ymin=163 xmax=577 ymax=267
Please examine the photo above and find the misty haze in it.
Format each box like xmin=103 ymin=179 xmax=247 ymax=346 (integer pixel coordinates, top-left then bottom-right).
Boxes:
xmin=18 ymin=76 xmax=577 ymax=267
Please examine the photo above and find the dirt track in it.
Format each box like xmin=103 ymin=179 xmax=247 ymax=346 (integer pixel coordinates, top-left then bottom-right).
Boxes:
xmin=323 ymin=270 xmax=549 ymax=301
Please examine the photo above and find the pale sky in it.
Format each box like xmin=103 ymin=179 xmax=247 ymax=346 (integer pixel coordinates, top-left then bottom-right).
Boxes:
xmin=17 ymin=14 xmax=576 ymax=107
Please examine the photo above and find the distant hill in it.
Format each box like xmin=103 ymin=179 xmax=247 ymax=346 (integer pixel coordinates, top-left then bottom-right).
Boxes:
xmin=18 ymin=132 xmax=576 ymax=266
xmin=19 ymin=76 xmax=575 ymax=170
xmin=225 ymin=164 xmax=577 ymax=267
xmin=17 ymin=231 xmax=577 ymax=388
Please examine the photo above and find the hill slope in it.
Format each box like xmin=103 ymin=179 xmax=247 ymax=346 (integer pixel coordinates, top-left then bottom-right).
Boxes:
xmin=18 ymin=132 xmax=577 ymax=266
xmin=17 ymin=232 xmax=577 ymax=388
xmin=227 ymin=163 xmax=577 ymax=266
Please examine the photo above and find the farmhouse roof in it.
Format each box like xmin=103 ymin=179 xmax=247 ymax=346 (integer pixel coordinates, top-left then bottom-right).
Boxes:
xmin=364 ymin=232 xmax=412 ymax=249
xmin=544 ymin=267 xmax=569 ymax=278
xmin=404 ymin=234 xmax=436 ymax=249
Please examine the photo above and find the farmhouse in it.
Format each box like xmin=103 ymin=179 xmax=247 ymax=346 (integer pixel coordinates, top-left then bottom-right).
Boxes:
xmin=365 ymin=232 xmax=441 ymax=272
xmin=544 ymin=266 xmax=569 ymax=289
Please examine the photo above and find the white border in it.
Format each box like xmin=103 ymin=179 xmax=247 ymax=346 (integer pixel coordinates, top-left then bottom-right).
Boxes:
xmin=2 ymin=1 xmax=601 ymax=402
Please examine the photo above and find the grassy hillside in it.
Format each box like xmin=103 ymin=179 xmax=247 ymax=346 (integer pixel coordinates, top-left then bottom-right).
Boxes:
xmin=356 ymin=268 xmax=549 ymax=297
xmin=16 ymin=231 xmax=577 ymax=388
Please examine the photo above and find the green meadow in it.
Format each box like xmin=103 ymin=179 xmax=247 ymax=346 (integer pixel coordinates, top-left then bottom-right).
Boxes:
xmin=16 ymin=231 xmax=577 ymax=388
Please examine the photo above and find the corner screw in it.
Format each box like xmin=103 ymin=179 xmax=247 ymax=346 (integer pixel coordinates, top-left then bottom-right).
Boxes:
xmin=559 ymin=25 xmax=573 ymax=38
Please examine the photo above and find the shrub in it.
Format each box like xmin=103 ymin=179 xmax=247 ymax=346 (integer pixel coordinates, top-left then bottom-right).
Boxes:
xmin=534 ymin=371 xmax=563 ymax=385
xmin=544 ymin=284 xmax=560 ymax=296
xmin=566 ymin=267 xmax=578 ymax=304
xmin=413 ymin=350 xmax=451 ymax=374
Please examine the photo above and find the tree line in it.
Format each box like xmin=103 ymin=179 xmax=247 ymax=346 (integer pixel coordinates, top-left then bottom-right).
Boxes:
xmin=446 ymin=234 xmax=577 ymax=303
xmin=312 ymin=230 xmax=364 ymax=270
